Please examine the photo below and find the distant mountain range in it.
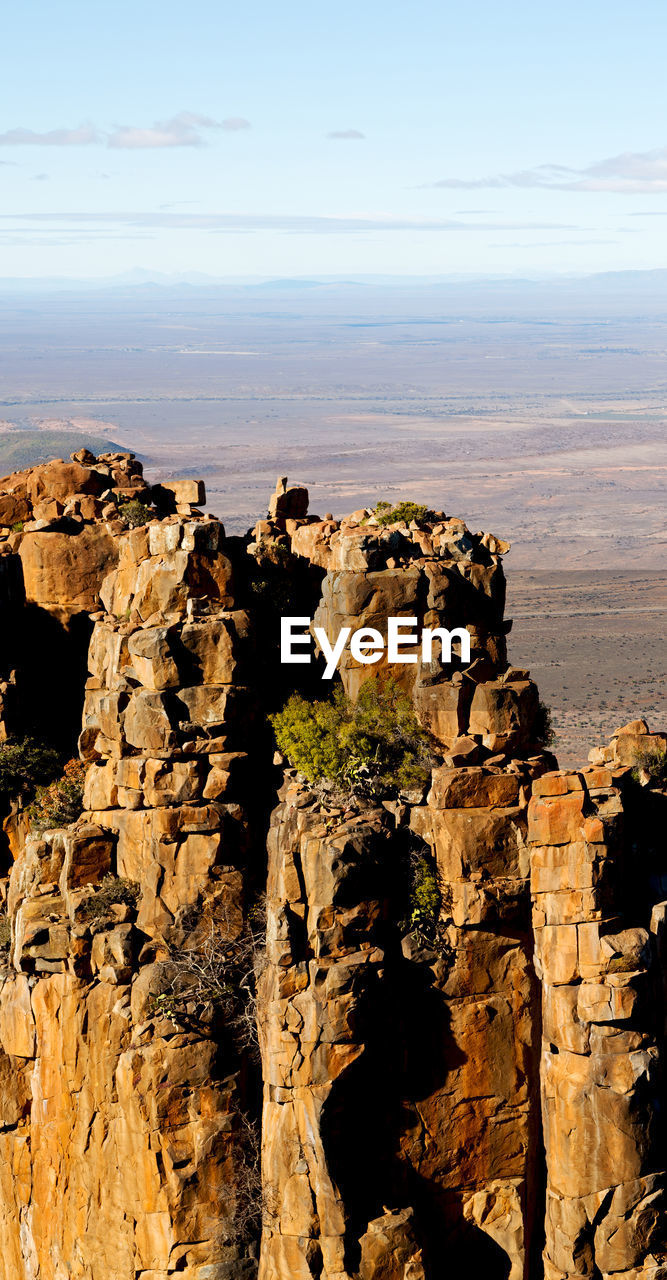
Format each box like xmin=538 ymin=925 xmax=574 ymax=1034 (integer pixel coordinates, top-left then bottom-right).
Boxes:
xmin=1 ymin=268 xmax=667 ymax=294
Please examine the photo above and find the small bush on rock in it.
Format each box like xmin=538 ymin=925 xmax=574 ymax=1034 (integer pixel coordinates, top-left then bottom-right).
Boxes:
xmin=28 ymin=758 xmax=87 ymax=832
xmin=215 ymin=1107 xmax=278 ymax=1246
xmin=632 ymin=746 xmax=667 ymax=787
xmin=408 ymin=853 xmax=441 ymax=938
xmin=151 ymin=903 xmax=267 ymax=1052
xmin=271 ymin=676 xmax=433 ymax=795
xmin=533 ymin=700 xmax=556 ymax=749
xmin=399 ymin=849 xmax=445 ymax=949
xmin=249 ymin=541 xmax=294 ymax=612
xmin=78 ymin=874 xmax=140 ymax=925
xmin=374 ymin=500 xmax=432 ymax=527
xmin=0 ymin=913 xmax=11 ymax=954
xmin=118 ymin=499 xmax=153 ymax=528
xmin=225 ymin=1110 xmax=263 ymax=1244
xmin=0 ymin=737 xmax=62 ymax=801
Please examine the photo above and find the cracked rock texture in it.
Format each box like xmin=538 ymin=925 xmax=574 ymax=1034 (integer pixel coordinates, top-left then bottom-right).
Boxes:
xmin=0 ymin=462 xmax=664 ymax=1279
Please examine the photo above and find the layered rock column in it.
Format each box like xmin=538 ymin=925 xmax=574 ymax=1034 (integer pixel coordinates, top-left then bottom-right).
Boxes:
xmin=80 ymin=513 xmax=255 ymax=937
xmin=0 ymin=504 xmax=264 ymax=1280
xmin=528 ymin=754 xmax=667 ymax=1279
xmin=406 ymin=760 xmax=545 ymax=1280
xmin=257 ymin=781 xmax=427 ymax=1280
xmin=257 ymin=490 xmax=554 ymax=1279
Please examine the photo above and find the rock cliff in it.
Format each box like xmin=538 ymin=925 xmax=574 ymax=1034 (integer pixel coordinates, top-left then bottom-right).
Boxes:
xmin=0 ymin=459 xmax=664 ymax=1280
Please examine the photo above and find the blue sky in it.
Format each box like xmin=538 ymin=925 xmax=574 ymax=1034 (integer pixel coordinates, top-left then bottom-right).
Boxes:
xmin=3 ymin=0 xmax=667 ymax=278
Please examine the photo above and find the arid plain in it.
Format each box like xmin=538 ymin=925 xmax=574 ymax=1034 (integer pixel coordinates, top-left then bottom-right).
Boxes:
xmin=0 ymin=275 xmax=665 ymax=764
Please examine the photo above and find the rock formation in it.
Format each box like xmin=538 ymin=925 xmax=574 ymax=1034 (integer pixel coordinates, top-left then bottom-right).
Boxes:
xmin=0 ymin=461 xmax=664 ymax=1279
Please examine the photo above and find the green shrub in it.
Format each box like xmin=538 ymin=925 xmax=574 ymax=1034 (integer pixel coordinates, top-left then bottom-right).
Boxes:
xmin=11 ymin=521 xmax=24 ymax=533
xmin=28 ymin=758 xmax=87 ymax=832
xmin=254 ymin=537 xmax=291 ymax=568
xmin=374 ymin=500 xmax=432 ymax=527
xmin=400 ymin=850 xmax=443 ymax=947
xmin=248 ymin=540 xmax=296 ymax=614
xmin=631 ymin=746 xmax=667 ymax=787
xmin=118 ymin=499 xmax=153 ymax=529
xmin=78 ymin=874 xmax=140 ymax=924
xmin=0 ymin=737 xmax=62 ymax=801
xmin=533 ymin=700 xmax=556 ymax=749
xmin=271 ymin=676 xmax=433 ymax=795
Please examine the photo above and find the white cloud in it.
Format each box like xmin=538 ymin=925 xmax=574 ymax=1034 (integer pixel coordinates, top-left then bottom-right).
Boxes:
xmin=0 ymin=125 xmax=98 ymax=146
xmin=489 ymin=238 xmax=619 ymax=247
xmin=0 ymin=210 xmax=579 ymax=235
xmin=0 ymin=114 xmax=251 ymax=150
xmin=0 ymin=231 xmax=154 ymax=245
xmin=428 ymin=145 xmax=667 ymax=193
xmin=327 ymin=129 xmax=365 ymax=140
xmin=108 ymin=112 xmax=250 ymax=148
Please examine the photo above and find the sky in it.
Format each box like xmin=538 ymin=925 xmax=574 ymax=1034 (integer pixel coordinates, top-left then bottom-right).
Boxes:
xmin=3 ymin=0 xmax=667 ymax=279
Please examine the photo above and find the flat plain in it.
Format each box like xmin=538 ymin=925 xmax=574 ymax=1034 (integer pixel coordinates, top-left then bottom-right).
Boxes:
xmin=508 ymin=569 xmax=667 ymax=766
xmin=0 ymin=275 xmax=665 ymax=765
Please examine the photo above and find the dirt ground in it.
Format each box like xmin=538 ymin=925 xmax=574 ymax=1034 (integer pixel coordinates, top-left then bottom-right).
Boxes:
xmin=506 ymin=569 xmax=667 ymax=767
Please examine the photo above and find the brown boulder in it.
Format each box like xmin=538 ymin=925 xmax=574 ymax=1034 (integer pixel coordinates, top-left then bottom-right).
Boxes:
xmin=358 ymin=1208 xmax=426 ymax=1280
xmin=26 ymin=459 xmax=107 ymax=505
xmin=19 ymin=525 xmax=118 ymax=612
xmin=268 ymin=475 xmax=309 ymax=519
xmin=0 ymin=483 xmax=30 ymax=528
xmin=429 ymin=766 xmax=520 ymax=810
xmin=527 ymin=790 xmax=586 ymax=845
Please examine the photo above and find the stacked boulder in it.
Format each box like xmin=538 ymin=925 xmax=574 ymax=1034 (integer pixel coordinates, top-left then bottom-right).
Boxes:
xmin=0 ymin=451 xmax=207 ymax=619
xmin=80 ymin=512 xmax=253 ymax=937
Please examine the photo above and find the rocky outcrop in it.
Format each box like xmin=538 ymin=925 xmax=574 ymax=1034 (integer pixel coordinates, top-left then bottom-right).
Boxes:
xmin=0 ymin=463 xmax=664 ymax=1279
xmin=0 ymin=455 xmax=261 ymax=1279
xmin=528 ymin=765 xmax=667 ymax=1278
xmin=259 ymin=785 xmax=402 ymax=1280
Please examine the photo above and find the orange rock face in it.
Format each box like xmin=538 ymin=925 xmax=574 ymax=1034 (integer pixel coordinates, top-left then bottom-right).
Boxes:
xmin=528 ymin=769 xmax=667 ymax=1279
xmin=19 ymin=524 xmax=118 ymax=613
xmin=0 ymin=462 xmax=664 ymax=1280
